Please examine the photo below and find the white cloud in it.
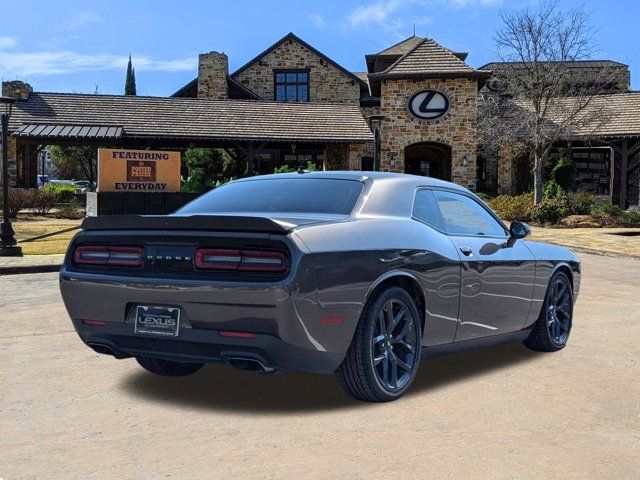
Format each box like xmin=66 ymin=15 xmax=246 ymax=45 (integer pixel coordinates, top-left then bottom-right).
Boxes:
xmin=0 ymin=50 xmax=196 ymax=77
xmin=310 ymin=13 xmax=326 ymax=28
xmin=342 ymin=0 xmax=501 ymax=31
xmin=0 ymin=36 xmax=17 ymax=50
xmin=346 ymin=0 xmax=403 ymax=28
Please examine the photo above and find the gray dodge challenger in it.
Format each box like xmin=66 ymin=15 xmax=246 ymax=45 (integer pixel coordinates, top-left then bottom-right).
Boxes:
xmin=60 ymin=172 xmax=580 ymax=402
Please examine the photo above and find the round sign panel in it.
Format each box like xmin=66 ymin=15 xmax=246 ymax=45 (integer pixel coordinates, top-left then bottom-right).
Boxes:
xmin=407 ymin=90 xmax=450 ymax=121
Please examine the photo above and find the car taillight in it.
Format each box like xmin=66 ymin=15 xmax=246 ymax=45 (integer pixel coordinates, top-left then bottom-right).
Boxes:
xmin=74 ymin=245 xmax=143 ymax=267
xmin=194 ymin=248 xmax=287 ymax=273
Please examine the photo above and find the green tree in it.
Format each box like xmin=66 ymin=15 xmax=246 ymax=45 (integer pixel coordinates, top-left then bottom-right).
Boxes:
xmin=125 ymin=55 xmax=137 ymax=96
xmin=181 ymin=148 xmax=235 ymax=192
xmin=48 ymin=146 xmax=97 ymax=184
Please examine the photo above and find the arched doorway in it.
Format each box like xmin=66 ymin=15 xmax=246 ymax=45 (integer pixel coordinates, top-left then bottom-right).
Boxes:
xmin=404 ymin=142 xmax=452 ymax=181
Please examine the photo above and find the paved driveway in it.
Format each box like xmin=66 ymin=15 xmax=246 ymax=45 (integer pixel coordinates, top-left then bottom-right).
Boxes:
xmin=1 ymin=253 xmax=638 ymax=479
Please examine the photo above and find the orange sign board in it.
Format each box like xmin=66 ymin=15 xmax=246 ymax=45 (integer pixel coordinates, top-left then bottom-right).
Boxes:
xmin=98 ymin=148 xmax=181 ymax=192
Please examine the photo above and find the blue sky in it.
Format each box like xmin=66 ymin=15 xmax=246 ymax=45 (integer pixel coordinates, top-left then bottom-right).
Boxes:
xmin=1 ymin=0 xmax=638 ymax=96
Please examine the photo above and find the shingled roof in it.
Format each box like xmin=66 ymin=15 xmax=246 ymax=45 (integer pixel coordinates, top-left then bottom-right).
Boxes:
xmin=373 ymin=36 xmax=424 ymax=56
xmin=555 ymin=92 xmax=640 ymax=138
xmin=479 ymin=60 xmax=628 ymax=71
xmin=501 ymin=92 xmax=640 ymax=138
xmin=370 ymin=38 xmax=489 ymax=79
xmin=8 ymin=92 xmax=373 ymax=143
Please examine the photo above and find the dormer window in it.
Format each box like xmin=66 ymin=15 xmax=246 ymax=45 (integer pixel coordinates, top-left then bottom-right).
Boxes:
xmin=275 ymin=70 xmax=309 ymax=102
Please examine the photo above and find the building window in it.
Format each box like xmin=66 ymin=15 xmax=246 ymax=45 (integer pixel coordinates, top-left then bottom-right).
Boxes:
xmin=275 ymin=71 xmax=309 ymax=102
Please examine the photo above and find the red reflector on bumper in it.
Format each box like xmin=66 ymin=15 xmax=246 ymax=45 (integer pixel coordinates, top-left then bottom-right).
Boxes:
xmin=320 ymin=317 xmax=345 ymax=324
xmin=83 ymin=319 xmax=107 ymax=326
xmin=218 ymin=331 xmax=256 ymax=339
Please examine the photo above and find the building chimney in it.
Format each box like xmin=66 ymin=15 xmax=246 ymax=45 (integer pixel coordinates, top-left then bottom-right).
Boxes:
xmin=197 ymin=52 xmax=228 ymax=100
xmin=2 ymin=80 xmax=32 ymax=100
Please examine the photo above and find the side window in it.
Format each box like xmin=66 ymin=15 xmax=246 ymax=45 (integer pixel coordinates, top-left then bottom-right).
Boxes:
xmin=275 ymin=71 xmax=309 ymax=102
xmin=433 ymin=190 xmax=507 ymax=237
xmin=412 ymin=189 xmax=444 ymax=231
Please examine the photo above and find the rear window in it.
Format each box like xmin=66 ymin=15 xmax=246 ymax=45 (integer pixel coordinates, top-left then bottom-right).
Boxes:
xmin=177 ymin=178 xmax=364 ymax=215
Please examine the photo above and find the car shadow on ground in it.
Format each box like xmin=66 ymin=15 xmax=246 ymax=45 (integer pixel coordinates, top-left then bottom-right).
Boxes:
xmin=122 ymin=342 xmax=540 ymax=414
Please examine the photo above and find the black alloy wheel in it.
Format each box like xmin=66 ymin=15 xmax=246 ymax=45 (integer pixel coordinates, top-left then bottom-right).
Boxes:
xmin=546 ymin=277 xmax=572 ymax=346
xmin=372 ymin=298 xmax=419 ymax=391
xmin=338 ymin=286 xmax=422 ymax=402
xmin=524 ymin=271 xmax=573 ymax=352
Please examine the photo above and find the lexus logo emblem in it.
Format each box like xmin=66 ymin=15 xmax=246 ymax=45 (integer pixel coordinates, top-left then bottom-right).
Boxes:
xmin=408 ymin=90 xmax=450 ymax=120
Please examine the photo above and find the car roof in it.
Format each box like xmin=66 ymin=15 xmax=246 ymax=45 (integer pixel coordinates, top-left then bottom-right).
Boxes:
xmin=234 ymin=170 xmax=467 ymax=191
xmin=232 ymin=171 xmax=470 ymax=218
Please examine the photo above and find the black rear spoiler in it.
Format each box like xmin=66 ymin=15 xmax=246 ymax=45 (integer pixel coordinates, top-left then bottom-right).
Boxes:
xmin=80 ymin=215 xmax=289 ymax=234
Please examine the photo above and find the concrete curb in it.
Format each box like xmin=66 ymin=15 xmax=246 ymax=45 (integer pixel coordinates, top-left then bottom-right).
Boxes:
xmin=0 ymin=264 xmax=62 ymax=275
xmin=568 ymin=247 xmax=640 ymax=261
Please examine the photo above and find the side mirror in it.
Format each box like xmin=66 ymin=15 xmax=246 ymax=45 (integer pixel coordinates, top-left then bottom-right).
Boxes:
xmin=507 ymin=221 xmax=531 ymax=247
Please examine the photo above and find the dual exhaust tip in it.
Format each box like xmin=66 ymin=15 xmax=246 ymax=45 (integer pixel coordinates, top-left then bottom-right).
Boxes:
xmin=87 ymin=342 xmax=276 ymax=374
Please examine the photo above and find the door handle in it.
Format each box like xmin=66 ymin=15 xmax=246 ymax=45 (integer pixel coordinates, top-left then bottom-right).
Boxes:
xmin=459 ymin=246 xmax=473 ymax=257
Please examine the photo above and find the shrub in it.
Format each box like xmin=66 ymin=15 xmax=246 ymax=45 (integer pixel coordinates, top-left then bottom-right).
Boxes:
xmin=32 ymin=188 xmax=57 ymax=215
xmin=542 ymin=179 xmax=564 ymax=199
xmin=587 ymin=202 xmax=640 ymax=227
xmin=0 ymin=188 xmax=33 ymax=218
xmin=487 ymin=192 xmax=534 ymax=222
xmin=561 ymin=191 xmax=596 ymax=216
xmin=529 ymin=199 xmax=565 ymax=225
xmin=273 ymin=164 xmax=295 ymax=174
xmin=488 ymin=190 xmax=598 ymax=226
xmin=181 ymin=148 xmax=234 ymax=192
xmin=274 ymin=161 xmax=317 ymax=174
xmin=42 ymin=184 xmax=76 ymax=203
xmin=54 ymin=199 xmax=84 ymax=219
xmin=622 ymin=210 xmax=640 ymax=227
xmin=591 ymin=202 xmax=622 ymax=216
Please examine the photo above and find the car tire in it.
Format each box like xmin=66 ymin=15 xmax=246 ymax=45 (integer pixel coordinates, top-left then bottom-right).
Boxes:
xmin=337 ymin=286 xmax=422 ymax=402
xmin=524 ymin=271 xmax=573 ymax=352
xmin=136 ymin=356 xmax=204 ymax=376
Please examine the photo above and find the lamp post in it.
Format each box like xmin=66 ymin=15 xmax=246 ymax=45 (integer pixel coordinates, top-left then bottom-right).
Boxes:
xmin=0 ymin=95 xmax=21 ymax=256
xmin=368 ymin=115 xmax=385 ymax=172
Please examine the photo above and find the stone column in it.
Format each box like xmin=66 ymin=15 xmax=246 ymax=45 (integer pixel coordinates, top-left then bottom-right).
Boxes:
xmin=197 ymin=52 xmax=229 ymax=100
xmin=1 ymin=81 xmax=32 ymax=187
xmin=497 ymin=145 xmax=515 ymax=195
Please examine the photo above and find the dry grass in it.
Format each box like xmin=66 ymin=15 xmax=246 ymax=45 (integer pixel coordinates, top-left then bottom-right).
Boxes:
xmin=530 ymin=226 xmax=640 ymax=258
xmin=12 ymin=214 xmax=81 ymax=255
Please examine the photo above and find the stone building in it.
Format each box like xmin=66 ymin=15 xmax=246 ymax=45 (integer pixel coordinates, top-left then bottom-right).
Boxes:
xmin=3 ymin=32 xmax=640 ymax=206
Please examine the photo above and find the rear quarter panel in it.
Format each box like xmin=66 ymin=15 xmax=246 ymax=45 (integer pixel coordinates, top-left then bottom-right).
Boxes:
xmin=294 ymin=218 xmax=462 ymax=347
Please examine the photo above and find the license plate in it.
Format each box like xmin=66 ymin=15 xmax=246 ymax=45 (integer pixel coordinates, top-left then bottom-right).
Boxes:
xmin=134 ymin=306 xmax=180 ymax=337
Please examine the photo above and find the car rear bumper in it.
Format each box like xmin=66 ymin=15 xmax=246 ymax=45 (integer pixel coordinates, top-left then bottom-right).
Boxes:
xmin=72 ymin=318 xmax=343 ymax=373
xmin=60 ymin=268 xmax=359 ymax=374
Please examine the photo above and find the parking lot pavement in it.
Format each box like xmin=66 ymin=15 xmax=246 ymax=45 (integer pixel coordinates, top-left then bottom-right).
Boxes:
xmin=1 ymin=253 xmax=638 ymax=480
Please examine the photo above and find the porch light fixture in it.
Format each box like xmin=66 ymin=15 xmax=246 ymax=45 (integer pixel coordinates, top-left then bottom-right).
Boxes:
xmin=0 ymin=95 xmax=21 ymax=256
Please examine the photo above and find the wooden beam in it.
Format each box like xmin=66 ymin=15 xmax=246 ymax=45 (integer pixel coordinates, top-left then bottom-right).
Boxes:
xmin=628 ymin=139 xmax=640 ymax=161
xmin=619 ymin=139 xmax=628 ymax=208
xmin=223 ymin=148 xmax=237 ymax=160
xmin=24 ymin=143 xmax=32 ymax=187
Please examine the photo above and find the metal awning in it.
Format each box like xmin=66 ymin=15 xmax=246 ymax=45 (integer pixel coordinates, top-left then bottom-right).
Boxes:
xmin=13 ymin=124 xmax=124 ymax=139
